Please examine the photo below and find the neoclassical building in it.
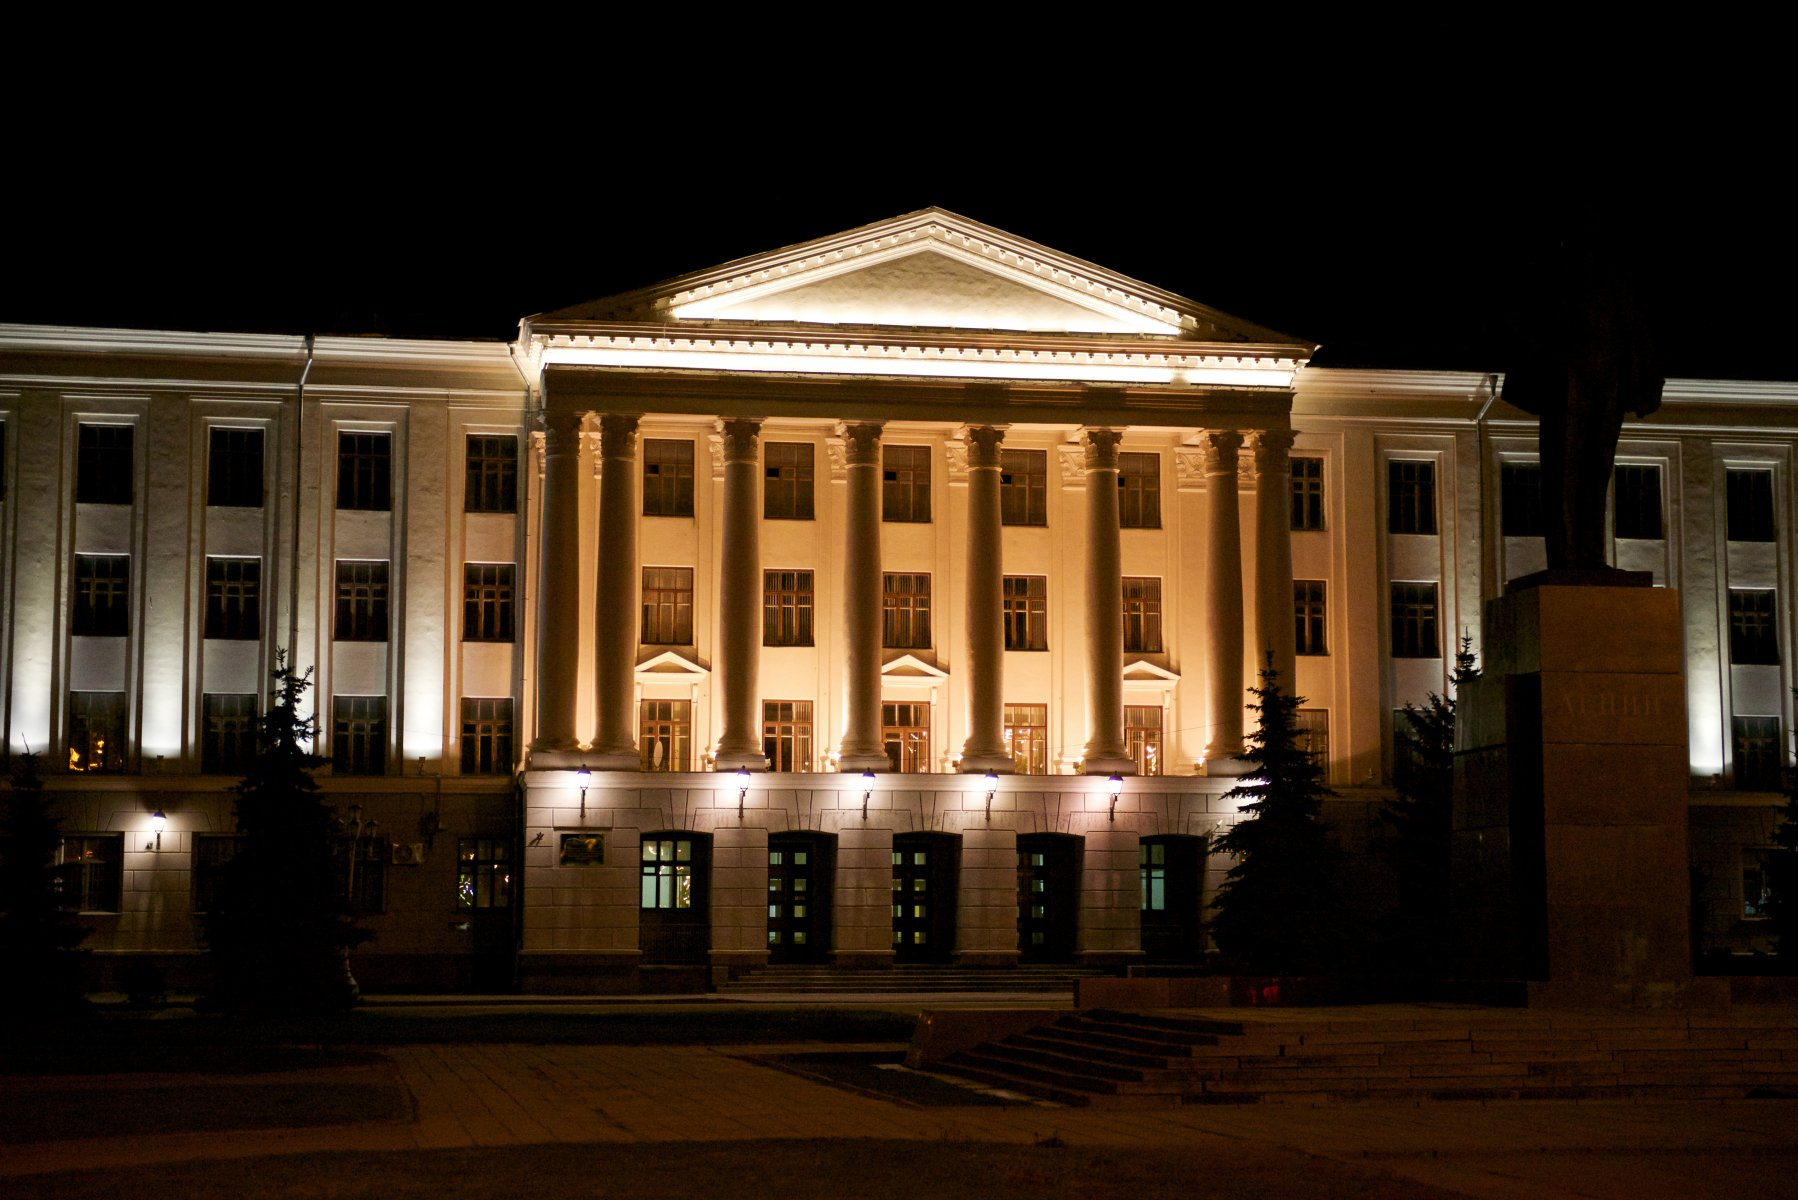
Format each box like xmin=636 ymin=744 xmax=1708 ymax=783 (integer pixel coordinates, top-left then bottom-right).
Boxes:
xmin=2 ymin=209 xmax=1792 ymax=991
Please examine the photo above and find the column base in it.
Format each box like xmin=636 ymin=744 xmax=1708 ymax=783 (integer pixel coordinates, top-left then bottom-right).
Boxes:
xmin=836 ymin=749 xmax=891 ymax=772
xmin=528 ymin=747 xmax=589 ymax=770
xmin=957 ymin=749 xmax=1015 ymax=773
xmin=712 ymin=748 xmax=770 ymax=771
xmin=1203 ymin=756 xmax=1252 ymax=777
xmin=1080 ymin=754 xmax=1136 ymax=776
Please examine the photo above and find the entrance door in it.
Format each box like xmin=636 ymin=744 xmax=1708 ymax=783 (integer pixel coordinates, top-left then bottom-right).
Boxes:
xmin=1017 ymin=833 xmax=1080 ymax=962
xmin=891 ymin=832 xmax=958 ymax=963
xmin=639 ymin=833 xmax=711 ymax=964
xmin=768 ymin=832 xmax=833 ymax=963
xmin=1140 ymin=834 xmax=1206 ymax=962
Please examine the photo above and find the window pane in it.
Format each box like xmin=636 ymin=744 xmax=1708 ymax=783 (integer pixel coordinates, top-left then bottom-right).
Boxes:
xmin=465 ymin=435 xmax=519 ymax=514
xmin=1388 ymin=460 xmax=1437 ymax=535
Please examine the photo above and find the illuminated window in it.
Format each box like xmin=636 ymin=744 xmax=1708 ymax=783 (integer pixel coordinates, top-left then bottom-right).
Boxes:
xmin=640 ymin=837 xmax=694 ymax=909
xmin=763 ymin=442 xmax=814 ymax=520
xmin=56 ymin=835 xmax=122 ymax=912
xmin=460 ymin=698 xmax=514 ymax=775
xmin=1118 ymin=452 xmax=1161 ymax=529
xmin=1729 ymin=589 xmax=1780 ymax=665
xmin=1294 ymin=580 xmax=1327 ymax=656
xmin=1727 ymin=469 xmax=1776 ymax=542
xmin=336 ymin=432 xmax=391 ymax=511
xmin=332 ymin=696 xmax=387 ymax=776
xmin=463 ymin=563 xmax=515 ymax=642
xmin=73 ymin=555 xmax=130 ymax=637
xmin=1122 ymin=577 xmax=1162 ymax=653
xmin=76 ymin=424 xmax=132 ymax=505
xmin=882 ymin=702 xmax=930 ymax=773
xmin=1003 ymin=575 xmax=1048 ymax=651
xmin=1613 ymin=464 xmax=1663 ymax=540
xmin=1140 ymin=841 xmax=1166 ymax=912
xmin=882 ymin=573 xmax=931 ymax=649
xmin=1000 ymin=449 xmax=1047 ymax=526
xmin=1388 ymin=460 xmax=1437 ymax=535
xmin=641 ymin=566 xmax=694 ymax=645
xmin=1004 ymin=703 xmax=1048 ymax=775
xmin=208 ymin=428 xmax=264 ymax=508
xmin=1390 ymin=582 xmax=1439 ymax=658
xmin=335 ymin=561 xmax=390 ymax=642
xmin=1125 ymin=705 xmax=1162 ymax=777
xmin=639 ymin=699 xmax=690 ymax=771
xmin=204 ymin=558 xmax=260 ymax=640
xmin=882 ymin=445 xmax=931 ymax=523
xmin=202 ymin=694 xmax=257 ymax=774
xmin=762 ymin=700 xmax=813 ymax=772
xmin=1290 ymin=456 xmax=1324 ymax=531
xmin=1501 ymin=463 xmax=1543 ymax=537
xmin=465 ymin=435 xmax=518 ymax=514
xmin=457 ymin=838 xmax=512 ymax=909
xmin=763 ymin=570 xmax=814 ymax=646
xmin=67 ymin=692 xmax=126 ymax=774
xmin=1732 ymin=716 xmax=1782 ymax=791
xmin=643 ymin=439 xmax=695 ymax=517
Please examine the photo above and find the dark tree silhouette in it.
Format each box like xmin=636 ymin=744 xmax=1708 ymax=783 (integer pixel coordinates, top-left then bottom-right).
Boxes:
xmin=0 ymin=754 xmax=91 ymax=1015
xmin=1766 ymin=735 xmax=1798 ymax=964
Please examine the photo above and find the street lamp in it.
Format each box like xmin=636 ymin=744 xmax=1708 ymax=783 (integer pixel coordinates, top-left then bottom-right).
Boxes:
xmin=861 ymin=770 xmax=875 ymax=821
xmin=576 ymin=764 xmax=591 ymax=819
xmin=149 ymin=808 xmax=165 ymax=852
xmin=735 ymin=767 xmax=751 ymax=818
xmin=1107 ymin=774 xmax=1124 ymax=823
xmin=984 ymin=772 xmax=998 ymax=820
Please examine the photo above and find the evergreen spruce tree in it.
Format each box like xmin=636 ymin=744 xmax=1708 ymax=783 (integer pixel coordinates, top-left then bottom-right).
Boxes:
xmin=0 ymin=754 xmax=91 ymax=1015
xmin=1209 ymin=660 xmax=1346 ymax=975
xmin=1765 ymin=742 xmax=1798 ymax=965
xmin=203 ymin=656 xmax=368 ymax=1011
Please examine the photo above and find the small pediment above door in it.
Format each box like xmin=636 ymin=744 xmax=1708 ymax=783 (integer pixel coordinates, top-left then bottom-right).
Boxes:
xmin=1123 ymin=659 xmax=1181 ymax=685
xmin=881 ymin=653 xmax=950 ymax=681
xmin=635 ymin=649 xmax=709 ymax=680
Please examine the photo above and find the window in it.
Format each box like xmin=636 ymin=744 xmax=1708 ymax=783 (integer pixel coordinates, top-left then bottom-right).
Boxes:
xmin=1500 ymin=462 xmax=1543 ymax=537
xmin=763 ymin=570 xmax=814 ymax=646
xmin=1732 ymin=716 xmax=1782 ymax=791
xmin=1122 ymin=577 xmax=1162 ymax=654
xmin=882 ymin=445 xmax=931 ymax=522
xmin=0 ymin=422 xmax=6 ymax=503
xmin=1000 ymin=449 xmax=1047 ymax=526
xmin=641 ymin=566 xmax=694 ymax=645
xmin=882 ymin=573 xmax=931 ymax=649
xmin=73 ymin=555 xmax=129 ymax=636
xmin=465 ymin=434 xmax=517 ymax=514
xmin=763 ymin=700 xmax=813 ymax=772
xmin=204 ymin=558 xmax=260 ymax=640
xmin=1613 ymin=464 xmax=1663 ymax=540
xmin=1004 ymin=703 xmax=1048 ymax=775
xmin=463 ymin=563 xmax=515 ymax=642
xmin=76 ymin=424 xmax=132 ymax=504
xmin=1744 ymin=850 xmax=1774 ymax=918
xmin=1291 ymin=456 xmax=1325 ymax=531
xmin=1297 ymin=708 xmax=1330 ymax=763
xmin=332 ymin=696 xmax=387 ymax=776
xmin=640 ymin=699 xmax=690 ymax=771
xmin=1118 ymin=452 xmax=1161 ymax=529
xmin=208 ymin=428 xmax=264 ymax=507
xmin=460 ymin=697 xmax=514 ymax=775
xmin=336 ymin=432 xmax=391 ymax=511
xmin=457 ymin=838 xmax=512 ymax=909
xmin=1388 ymin=460 xmax=1437 ymax=535
xmin=1727 ymin=468 xmax=1776 ymax=542
xmin=1003 ymin=575 xmax=1048 ymax=651
xmin=191 ymin=835 xmax=240 ymax=914
xmin=882 ymin=702 xmax=930 ymax=772
xmin=55 ymin=835 xmax=122 ymax=912
xmin=763 ymin=442 xmax=814 ymax=520
xmin=643 ymin=438 xmax=695 ymax=517
xmin=333 ymin=829 xmax=387 ymax=915
xmin=1125 ymin=705 xmax=1163 ymax=777
xmin=640 ymin=837 xmax=694 ymax=909
xmin=202 ymin=694 xmax=257 ymax=774
xmin=335 ymin=561 xmax=390 ymax=642
xmin=1294 ymin=580 xmax=1328 ymax=656
xmin=67 ymin=692 xmax=125 ymax=773
xmin=1730 ymin=589 xmax=1780 ymax=665
xmin=1390 ymin=582 xmax=1440 ymax=658
xmin=1141 ymin=841 xmax=1166 ymax=912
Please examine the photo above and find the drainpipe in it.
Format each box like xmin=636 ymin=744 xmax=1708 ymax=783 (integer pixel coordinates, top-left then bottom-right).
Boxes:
xmin=290 ymin=335 xmax=315 ymax=663
xmin=1476 ymin=372 xmax=1500 ymax=603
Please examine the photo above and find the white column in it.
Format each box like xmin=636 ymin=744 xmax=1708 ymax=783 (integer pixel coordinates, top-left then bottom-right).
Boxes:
xmin=591 ymin=413 xmax=640 ymax=769
xmin=837 ymin=422 xmax=888 ymax=771
xmin=1081 ymin=427 xmax=1133 ymax=775
xmin=1203 ymin=429 xmax=1246 ymax=768
xmin=714 ymin=418 xmax=765 ymax=771
xmin=960 ymin=425 xmax=1012 ymax=773
xmin=1253 ymin=429 xmax=1297 ymax=692
xmin=532 ymin=407 xmax=582 ymax=754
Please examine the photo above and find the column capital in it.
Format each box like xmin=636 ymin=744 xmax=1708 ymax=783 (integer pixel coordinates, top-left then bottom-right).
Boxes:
xmin=965 ymin=424 xmax=1006 ymax=469
xmin=1253 ymin=428 xmax=1296 ymax=464
xmin=599 ymin=412 xmax=640 ymax=460
xmin=1202 ymin=429 xmax=1244 ymax=475
xmin=716 ymin=417 xmax=762 ymax=464
xmin=543 ymin=408 xmax=583 ymax=454
xmin=1082 ymin=427 xmax=1123 ymax=472
xmin=837 ymin=421 xmax=883 ymax=466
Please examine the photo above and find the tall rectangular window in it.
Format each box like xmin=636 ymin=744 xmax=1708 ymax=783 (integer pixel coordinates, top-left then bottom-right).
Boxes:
xmin=1390 ymin=582 xmax=1440 ymax=658
xmin=335 ymin=561 xmax=390 ymax=642
xmin=1297 ymin=709 xmax=1330 ymax=762
xmin=202 ymin=693 xmax=257 ymax=774
xmin=1294 ymin=580 xmax=1328 ymax=656
xmin=1125 ymin=705 xmax=1163 ymax=777
xmin=1291 ymin=456 xmax=1325 ymax=531
xmin=882 ymin=445 xmax=931 ymax=522
xmin=1732 ymin=715 xmax=1782 ymax=791
xmin=1003 ymin=575 xmax=1048 ymax=651
xmin=1613 ymin=464 xmax=1663 ymax=540
xmin=332 ymin=696 xmax=387 ymax=776
xmin=73 ymin=555 xmax=130 ymax=636
xmin=463 ymin=563 xmax=515 ymax=642
xmin=465 ymin=434 xmax=518 ymax=514
xmin=640 ymin=699 xmax=690 ymax=771
xmin=336 ymin=432 xmax=391 ymax=511
xmin=641 ymin=566 xmax=694 ymax=645
xmin=204 ymin=558 xmax=260 ymax=640
xmin=1118 ymin=452 xmax=1161 ymax=529
xmin=1729 ymin=589 xmax=1780 ymax=664
xmin=56 ymin=835 xmax=122 ymax=912
xmin=1000 ymin=449 xmax=1047 ymax=526
xmin=460 ymin=697 xmax=514 ymax=775
xmin=1388 ymin=460 xmax=1437 ymax=535
xmin=67 ymin=692 xmax=126 ymax=774
xmin=882 ymin=573 xmax=931 ymax=649
xmin=191 ymin=835 xmax=240 ymax=914
xmin=640 ymin=838 xmax=693 ymax=909
xmin=1500 ymin=462 xmax=1543 ymax=537
xmin=208 ymin=428 xmax=264 ymax=507
xmin=643 ymin=438 xmax=695 ymax=517
xmin=76 ymin=424 xmax=132 ymax=504
xmin=1727 ymin=468 xmax=1776 ymax=542
xmin=882 ymin=701 xmax=930 ymax=772
xmin=1004 ymin=703 xmax=1048 ymax=775
xmin=763 ymin=442 xmax=814 ymax=520
xmin=762 ymin=700 xmax=813 ymax=772
xmin=457 ymin=838 xmax=512 ymax=909
xmin=1122 ymin=577 xmax=1162 ymax=654
xmin=763 ymin=570 xmax=814 ymax=646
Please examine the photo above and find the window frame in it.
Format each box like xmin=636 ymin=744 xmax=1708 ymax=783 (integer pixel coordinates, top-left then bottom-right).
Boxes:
xmin=67 ymin=691 xmax=126 ymax=774
xmin=1004 ymin=703 xmax=1049 ymax=775
xmin=336 ymin=431 xmax=392 ymax=512
xmin=640 ymin=837 xmax=695 ymax=910
xmin=73 ymin=554 xmax=130 ymax=637
xmin=202 ymin=693 xmax=258 ymax=775
xmin=460 ymin=697 xmax=515 ymax=775
xmin=1002 ymin=575 xmax=1048 ymax=652
xmin=1118 ymin=452 xmax=1161 ymax=530
xmin=1731 ymin=715 xmax=1783 ymax=791
xmin=1125 ymin=705 xmax=1163 ymax=777
xmin=999 ymin=448 xmax=1048 ymax=527
xmin=1294 ymin=579 xmax=1328 ymax=656
xmin=1612 ymin=463 xmax=1663 ymax=540
xmin=639 ymin=698 xmax=691 ymax=771
xmin=763 ymin=569 xmax=814 ymax=647
xmin=1728 ymin=588 xmax=1781 ymax=665
xmin=334 ymin=560 xmax=391 ymax=642
xmin=762 ymin=700 xmax=814 ymax=772
xmin=462 ymin=562 xmax=516 ymax=643
xmin=1388 ymin=459 xmax=1438 ymax=536
xmin=204 ymin=557 xmax=261 ymax=641
xmin=464 ymin=434 xmax=519 ymax=514
xmin=763 ymin=442 xmax=815 ymax=520
xmin=1390 ymin=581 xmax=1441 ymax=659
xmin=1500 ymin=461 xmax=1544 ymax=538
xmin=642 ymin=438 xmax=696 ymax=518
xmin=207 ymin=427 xmax=265 ymax=508
xmin=1727 ymin=468 xmax=1777 ymax=543
xmin=1290 ymin=455 xmax=1325 ymax=531
xmin=56 ymin=834 xmax=123 ymax=913
xmin=881 ymin=701 xmax=931 ymax=773
xmin=882 ymin=573 xmax=932 ymax=650
xmin=882 ymin=445 xmax=931 ymax=523
xmin=332 ymin=695 xmax=388 ymax=776
xmin=1122 ymin=576 xmax=1162 ymax=654
xmin=76 ymin=424 xmax=133 ymax=505
xmin=457 ymin=837 xmax=513 ymax=909
xmin=641 ymin=566 xmax=695 ymax=645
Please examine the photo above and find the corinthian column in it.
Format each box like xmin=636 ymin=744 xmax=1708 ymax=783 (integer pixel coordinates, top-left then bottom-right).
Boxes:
xmin=837 ymin=422 xmax=889 ymax=771
xmin=960 ymin=425 xmax=1011 ymax=773
xmin=532 ymin=408 xmax=582 ymax=754
xmin=590 ymin=413 xmax=641 ymax=769
xmin=714 ymin=418 xmax=765 ymax=771
xmin=1203 ymin=430 xmax=1246 ymax=769
xmin=1253 ymin=429 xmax=1297 ymax=692
xmin=1081 ymin=428 xmax=1133 ymax=775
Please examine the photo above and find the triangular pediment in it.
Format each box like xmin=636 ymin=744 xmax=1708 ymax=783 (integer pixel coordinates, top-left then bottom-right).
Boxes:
xmin=635 ymin=649 xmax=709 ymax=679
xmin=881 ymin=653 xmax=950 ymax=680
xmin=1123 ymin=659 xmax=1181 ymax=685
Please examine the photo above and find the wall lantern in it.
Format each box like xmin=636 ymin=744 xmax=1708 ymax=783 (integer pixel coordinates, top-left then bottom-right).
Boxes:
xmin=1107 ymin=774 xmax=1124 ymax=823
xmin=735 ymin=767 xmax=751 ymax=819
xmin=861 ymin=770 xmax=876 ymax=821
xmin=983 ymin=772 xmax=999 ymax=820
xmin=576 ymin=765 xmax=592 ymax=819
xmin=149 ymin=808 xmax=166 ymax=852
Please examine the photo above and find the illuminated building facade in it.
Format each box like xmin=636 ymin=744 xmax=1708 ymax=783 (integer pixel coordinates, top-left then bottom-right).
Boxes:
xmin=1 ymin=210 xmax=1792 ymax=991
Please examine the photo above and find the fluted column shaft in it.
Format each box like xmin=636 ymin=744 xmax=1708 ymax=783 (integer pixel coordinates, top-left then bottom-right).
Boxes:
xmin=837 ymin=422 xmax=889 ymax=771
xmin=532 ymin=409 xmax=583 ymax=752
xmin=1081 ymin=428 xmax=1132 ymax=774
xmin=1203 ymin=430 xmax=1246 ymax=766
xmin=591 ymin=413 xmax=641 ymax=768
xmin=714 ymin=418 xmax=765 ymax=770
xmin=960 ymin=426 xmax=1011 ymax=772
xmin=1253 ymin=430 xmax=1297 ymax=692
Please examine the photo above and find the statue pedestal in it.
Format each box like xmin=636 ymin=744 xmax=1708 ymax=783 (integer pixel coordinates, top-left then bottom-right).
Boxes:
xmin=1453 ymin=581 xmax=1704 ymax=1007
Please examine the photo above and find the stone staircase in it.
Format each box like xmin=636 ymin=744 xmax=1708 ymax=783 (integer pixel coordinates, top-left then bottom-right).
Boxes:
xmin=717 ymin=964 xmax=1102 ymax=995
xmin=934 ymin=1006 xmax=1798 ymax=1104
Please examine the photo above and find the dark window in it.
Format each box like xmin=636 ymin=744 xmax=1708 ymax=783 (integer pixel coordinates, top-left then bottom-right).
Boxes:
xmin=332 ymin=696 xmax=387 ymax=776
xmin=882 ymin=573 xmax=931 ymax=649
xmin=1119 ymin=452 xmax=1161 ymax=529
xmin=1004 ymin=703 xmax=1048 ymax=775
xmin=1122 ymin=577 xmax=1162 ymax=653
xmin=202 ymin=693 xmax=257 ymax=774
xmin=56 ymin=835 xmax=122 ymax=912
xmin=1613 ymin=464 xmax=1663 ymax=540
xmin=208 ymin=428 xmax=264 ymax=507
xmin=67 ymin=692 xmax=126 ymax=774
xmin=882 ymin=445 xmax=931 ymax=522
xmin=1297 ymin=708 xmax=1330 ymax=762
xmin=463 ymin=563 xmax=515 ymax=642
xmin=640 ymin=837 xmax=694 ymax=909
xmin=1295 ymin=580 xmax=1328 ymax=656
xmin=1000 ymin=449 xmax=1048 ymax=526
xmin=457 ymin=838 xmax=512 ymax=908
xmin=460 ymin=697 xmax=514 ymax=775
xmin=465 ymin=435 xmax=518 ymax=514
xmin=641 ymin=566 xmax=694 ymax=645
xmin=1125 ymin=705 xmax=1163 ymax=776
xmin=333 ymin=828 xmax=387 ymax=915
xmin=1501 ymin=462 xmax=1543 ymax=537
xmin=335 ymin=561 xmax=390 ymax=642
xmin=76 ymin=424 xmax=133 ymax=504
xmin=204 ymin=558 xmax=260 ymax=640
xmin=762 ymin=700 xmax=813 ymax=772
xmin=337 ymin=432 xmax=391 ymax=511
xmin=764 ymin=442 xmax=814 ymax=520
xmin=1390 ymin=582 xmax=1440 ymax=658
xmin=1003 ymin=575 xmax=1048 ymax=651
xmin=1732 ymin=716 xmax=1783 ymax=791
xmin=640 ymin=699 xmax=690 ymax=771
xmin=1727 ymin=469 xmax=1776 ymax=542
xmin=1388 ymin=460 xmax=1437 ymax=535
xmin=73 ymin=555 xmax=130 ymax=636
xmin=763 ymin=570 xmax=814 ymax=646
xmin=1291 ymin=456 xmax=1325 ymax=531
xmin=643 ymin=439 xmax=695 ymax=517
xmin=1744 ymin=849 xmax=1774 ymax=918
xmin=191 ymin=835 xmax=240 ymax=913
xmin=1729 ymin=589 xmax=1780 ymax=665
xmin=882 ymin=702 xmax=930 ymax=772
